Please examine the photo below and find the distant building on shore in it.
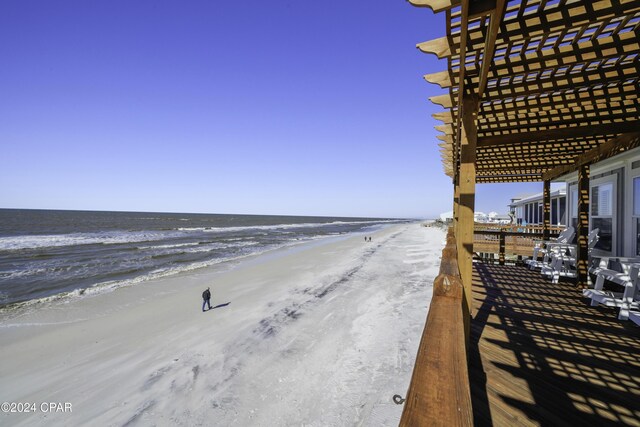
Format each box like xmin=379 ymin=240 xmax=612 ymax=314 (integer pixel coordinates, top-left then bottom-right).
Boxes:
xmin=439 ymin=211 xmax=453 ymax=223
xmin=439 ymin=210 xmax=510 ymax=224
xmin=475 ymin=211 xmax=511 ymax=224
xmin=509 ymin=187 xmax=567 ymax=226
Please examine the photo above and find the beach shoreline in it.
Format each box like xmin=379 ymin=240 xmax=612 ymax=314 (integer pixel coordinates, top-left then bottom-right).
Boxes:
xmin=0 ymin=223 xmax=444 ymax=426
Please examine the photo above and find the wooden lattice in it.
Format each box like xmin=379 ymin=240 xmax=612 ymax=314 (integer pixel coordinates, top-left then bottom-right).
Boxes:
xmin=412 ymin=0 xmax=640 ymax=182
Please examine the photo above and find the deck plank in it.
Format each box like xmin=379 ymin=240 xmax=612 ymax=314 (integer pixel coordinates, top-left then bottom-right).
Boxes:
xmin=470 ymin=263 xmax=640 ymax=426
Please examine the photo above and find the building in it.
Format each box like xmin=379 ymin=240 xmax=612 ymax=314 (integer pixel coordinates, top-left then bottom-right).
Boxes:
xmin=509 ymin=187 xmax=566 ymax=226
xmin=562 ymin=148 xmax=640 ymax=257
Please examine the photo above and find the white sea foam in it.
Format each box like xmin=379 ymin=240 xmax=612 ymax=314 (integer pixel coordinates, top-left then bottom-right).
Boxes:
xmin=177 ymin=220 xmax=401 ymax=234
xmin=0 ymin=231 xmax=185 ymax=251
xmin=0 ymin=258 xmax=231 ymax=314
xmin=0 ymin=220 xmax=400 ymax=251
xmin=139 ymin=240 xmax=259 ymax=253
xmin=0 ymin=238 xmax=311 ymax=314
xmin=137 ymin=242 xmax=199 ymax=250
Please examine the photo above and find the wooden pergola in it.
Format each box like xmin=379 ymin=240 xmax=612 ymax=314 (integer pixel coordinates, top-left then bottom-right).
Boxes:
xmin=416 ymin=0 xmax=639 ymax=307
xmin=400 ymin=1 xmax=640 ymax=425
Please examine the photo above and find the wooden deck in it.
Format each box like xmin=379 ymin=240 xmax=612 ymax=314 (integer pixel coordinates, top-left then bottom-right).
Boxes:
xmin=469 ymin=262 xmax=640 ymax=426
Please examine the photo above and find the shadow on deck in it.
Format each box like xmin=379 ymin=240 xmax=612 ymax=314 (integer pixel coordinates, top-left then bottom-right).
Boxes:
xmin=469 ymin=262 xmax=640 ymax=426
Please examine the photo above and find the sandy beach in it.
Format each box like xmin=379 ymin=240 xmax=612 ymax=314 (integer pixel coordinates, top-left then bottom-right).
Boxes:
xmin=0 ymin=223 xmax=444 ymax=426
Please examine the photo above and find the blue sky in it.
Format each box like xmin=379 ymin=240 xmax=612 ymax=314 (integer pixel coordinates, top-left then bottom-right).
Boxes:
xmin=0 ymin=0 xmax=547 ymax=219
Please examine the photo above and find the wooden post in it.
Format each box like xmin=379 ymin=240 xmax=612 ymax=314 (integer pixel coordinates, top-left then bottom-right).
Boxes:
xmin=543 ymin=179 xmax=551 ymax=241
xmin=457 ymin=95 xmax=478 ymax=334
xmin=577 ymin=164 xmax=590 ymax=289
xmin=499 ymin=231 xmax=505 ymax=265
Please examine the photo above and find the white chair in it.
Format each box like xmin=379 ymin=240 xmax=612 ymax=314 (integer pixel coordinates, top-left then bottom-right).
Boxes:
xmin=526 ymin=226 xmax=576 ymax=270
xmin=629 ymin=310 xmax=640 ymax=326
xmin=584 ymin=262 xmax=640 ymax=320
xmin=587 ymin=256 xmax=640 ymax=278
xmin=540 ymin=228 xmax=599 ymax=284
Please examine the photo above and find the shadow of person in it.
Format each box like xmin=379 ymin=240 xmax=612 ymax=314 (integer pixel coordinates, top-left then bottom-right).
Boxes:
xmin=211 ymin=302 xmax=230 ymax=310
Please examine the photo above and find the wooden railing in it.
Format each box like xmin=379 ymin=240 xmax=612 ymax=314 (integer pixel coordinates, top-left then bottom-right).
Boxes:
xmin=399 ymin=227 xmax=473 ymax=426
xmin=474 ymin=223 xmax=565 ymax=234
xmin=474 ymin=229 xmax=562 ymax=262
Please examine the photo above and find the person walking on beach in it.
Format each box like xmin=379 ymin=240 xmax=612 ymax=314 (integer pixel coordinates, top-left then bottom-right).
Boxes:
xmin=202 ymin=287 xmax=212 ymax=312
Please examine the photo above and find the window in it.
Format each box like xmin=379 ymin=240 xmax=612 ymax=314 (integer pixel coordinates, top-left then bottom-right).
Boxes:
xmin=591 ymin=181 xmax=615 ymax=253
xmin=559 ymin=197 xmax=566 ymax=225
xmin=634 ymin=177 xmax=640 ymax=255
xmin=538 ymin=203 xmax=543 ymax=224
xmin=570 ymin=187 xmax=578 ymax=231
xmin=592 ymin=183 xmax=613 ymax=216
xmin=551 ymin=198 xmax=558 ymax=225
xmin=635 ymin=176 xmax=640 ymax=216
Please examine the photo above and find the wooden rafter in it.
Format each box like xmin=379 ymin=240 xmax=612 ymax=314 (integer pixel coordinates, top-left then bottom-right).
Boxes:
xmin=477 ymin=0 xmax=507 ymax=99
xmin=479 ymin=100 xmax=640 ymax=130
xmin=478 ymin=121 xmax=640 ymax=147
xmin=408 ymin=0 xmax=460 ymax=14
xmin=542 ymin=132 xmax=640 ymax=180
xmin=480 ymin=57 xmax=640 ymax=102
xmin=454 ymin=0 xmax=471 ymax=161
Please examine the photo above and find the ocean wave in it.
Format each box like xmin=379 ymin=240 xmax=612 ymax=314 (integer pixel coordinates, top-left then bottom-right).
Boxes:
xmin=0 ymin=220 xmax=398 ymax=251
xmin=0 ymin=239 xmax=310 ymax=316
xmin=0 ymin=223 xmax=405 ymax=319
xmin=0 ymin=240 xmax=263 ymax=282
xmin=177 ymin=220 xmax=400 ymax=234
xmin=0 ymin=231 xmax=185 ymax=251
xmin=136 ymin=242 xmax=198 ymax=250
xmin=140 ymin=240 xmax=259 ymax=253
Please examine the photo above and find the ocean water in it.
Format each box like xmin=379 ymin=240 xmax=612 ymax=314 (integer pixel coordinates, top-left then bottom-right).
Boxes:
xmin=0 ymin=209 xmax=405 ymax=308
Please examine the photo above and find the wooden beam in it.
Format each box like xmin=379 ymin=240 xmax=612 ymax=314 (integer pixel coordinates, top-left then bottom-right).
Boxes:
xmin=469 ymin=0 xmax=496 ymax=18
xmin=477 ymin=175 xmax=543 ymax=183
xmin=476 ymin=167 xmax=548 ymax=177
xmin=430 ymin=94 xmax=453 ymax=108
xmin=477 ymin=121 xmax=640 ymax=147
xmin=423 ymin=70 xmax=452 ymax=88
xmin=416 ymin=37 xmax=451 ymax=59
xmin=454 ymin=0 xmax=471 ymax=151
xmin=408 ymin=0 xmax=460 ymax=13
xmin=476 ymin=0 xmax=506 ymax=100
xmin=542 ymin=131 xmax=640 ymax=181
xmin=433 ymin=111 xmax=454 ymax=124
xmin=477 ymin=155 xmax=577 ymax=170
xmin=436 ymin=124 xmax=455 ymax=135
